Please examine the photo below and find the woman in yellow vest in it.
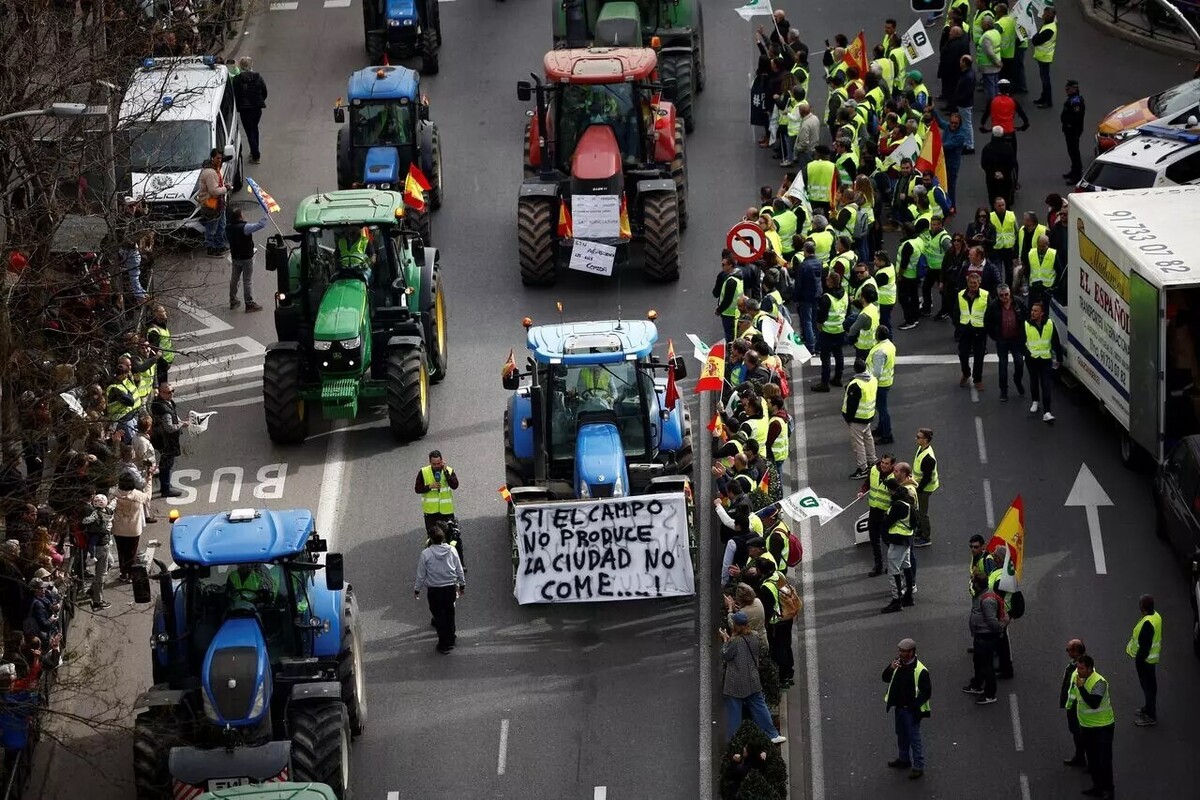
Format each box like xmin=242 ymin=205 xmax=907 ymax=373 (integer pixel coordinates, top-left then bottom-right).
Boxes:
xmin=1126 ymin=593 xmax=1162 ymax=726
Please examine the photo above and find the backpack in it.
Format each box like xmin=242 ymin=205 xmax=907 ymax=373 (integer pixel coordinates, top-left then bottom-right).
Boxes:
xmin=771 ymin=265 xmax=794 ymax=302
xmin=774 ymin=574 xmax=803 ymax=621
xmin=1006 ymin=590 xmax=1026 ymax=619
xmin=786 ymin=530 xmax=803 ymax=567
xmin=854 ymin=204 xmax=875 ymax=240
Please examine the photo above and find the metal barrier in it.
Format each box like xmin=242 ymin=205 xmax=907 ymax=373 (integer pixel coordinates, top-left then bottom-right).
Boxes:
xmin=1095 ymin=0 xmax=1200 ymax=52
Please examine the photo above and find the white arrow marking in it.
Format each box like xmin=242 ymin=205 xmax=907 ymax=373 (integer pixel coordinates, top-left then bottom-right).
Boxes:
xmin=1064 ymin=463 xmax=1113 ymax=575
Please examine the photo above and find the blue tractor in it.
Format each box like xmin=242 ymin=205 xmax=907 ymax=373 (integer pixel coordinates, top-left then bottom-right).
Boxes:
xmin=501 ymin=313 xmax=695 ymax=576
xmin=335 ymin=65 xmax=443 ymax=243
xmin=363 ymin=0 xmax=442 ymax=74
xmin=130 ymin=509 xmax=366 ymax=800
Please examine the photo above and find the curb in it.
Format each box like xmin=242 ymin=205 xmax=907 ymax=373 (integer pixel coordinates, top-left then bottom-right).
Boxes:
xmin=1079 ymin=0 xmax=1199 ymax=61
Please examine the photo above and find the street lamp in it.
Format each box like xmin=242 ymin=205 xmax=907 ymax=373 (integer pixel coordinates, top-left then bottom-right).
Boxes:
xmin=0 ymin=103 xmax=89 ymax=124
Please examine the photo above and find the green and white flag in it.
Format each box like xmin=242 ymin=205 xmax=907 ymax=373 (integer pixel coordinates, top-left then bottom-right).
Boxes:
xmin=735 ymin=0 xmax=774 ymax=21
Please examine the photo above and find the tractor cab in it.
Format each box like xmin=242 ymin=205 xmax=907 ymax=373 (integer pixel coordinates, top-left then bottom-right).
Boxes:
xmin=362 ymin=0 xmax=442 ymax=75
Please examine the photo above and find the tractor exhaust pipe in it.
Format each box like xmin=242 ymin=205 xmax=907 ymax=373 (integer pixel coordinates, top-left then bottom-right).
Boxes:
xmin=564 ymin=0 xmax=589 ymax=48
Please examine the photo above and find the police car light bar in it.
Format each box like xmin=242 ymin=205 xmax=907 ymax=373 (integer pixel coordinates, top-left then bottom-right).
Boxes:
xmin=1138 ymin=124 xmax=1200 ymax=144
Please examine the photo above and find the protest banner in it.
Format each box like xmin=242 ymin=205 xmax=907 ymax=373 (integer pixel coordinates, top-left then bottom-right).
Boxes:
xmin=512 ymin=493 xmax=695 ymax=604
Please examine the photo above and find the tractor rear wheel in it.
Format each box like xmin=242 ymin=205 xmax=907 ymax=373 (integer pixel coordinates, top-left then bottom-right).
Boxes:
xmin=289 ymin=699 xmax=352 ymax=800
xmin=660 ymin=53 xmax=696 ymax=133
xmin=421 ymin=26 xmax=439 ymax=75
xmin=386 ymin=344 xmax=430 ymax=441
xmin=424 ymin=267 xmax=449 ymax=382
xmin=641 ymin=192 xmax=680 ymax=282
xmin=364 ymin=6 xmax=384 ymax=65
xmin=133 ymin=709 xmax=184 ymax=800
xmin=338 ymin=587 xmax=368 ymax=737
xmin=671 ymin=118 xmax=689 ymax=230
xmin=263 ymin=350 xmax=309 ymax=444
xmin=412 ymin=207 xmax=432 ymax=245
xmin=428 ymin=125 xmax=443 ymax=210
xmin=517 ymin=196 xmax=556 ymax=286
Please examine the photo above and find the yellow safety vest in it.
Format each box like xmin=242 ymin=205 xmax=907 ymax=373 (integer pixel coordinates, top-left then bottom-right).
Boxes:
xmin=1024 ymin=319 xmax=1055 ymax=361
xmin=913 ymin=445 xmax=939 ymax=492
xmin=338 ymin=232 xmax=371 ymax=267
xmin=822 ymin=292 xmax=848 ymax=334
xmin=1028 ymin=248 xmax=1057 ymax=288
xmin=868 ymin=338 xmax=896 ymax=388
xmin=745 ymin=416 xmax=770 ymax=452
xmin=419 ymin=465 xmax=455 ymax=515
xmin=1125 ymin=612 xmax=1162 ymax=664
xmin=888 ymin=494 xmax=915 ymax=536
xmin=945 ymin=0 xmax=970 ymax=28
xmin=774 ymin=210 xmax=798 ymax=251
xmin=866 ymin=85 xmax=887 ymax=114
xmin=832 ymin=252 xmax=858 ymax=279
xmin=997 ymin=14 xmax=1017 ymax=58
xmin=720 ymin=275 xmax=744 ymax=317
xmin=850 ymin=275 xmax=876 ymax=305
xmin=897 ymin=237 xmax=924 ymax=280
xmin=1075 ymin=671 xmax=1115 ymax=728
xmin=134 ymin=368 xmax=154 ymax=406
xmin=147 ymin=324 xmax=174 ymax=364
xmin=959 ymin=289 xmax=989 ymax=328
xmin=810 ymin=230 xmax=835 ymax=264
xmin=843 ymin=374 xmax=878 ymax=421
xmin=924 ymin=230 xmax=950 ymax=271
xmin=873 ymin=59 xmax=895 ymax=93
xmin=1033 ymin=21 xmax=1057 ymax=63
xmin=806 ymin=161 xmax=836 ymax=204
xmin=867 ymin=465 xmax=891 ymax=510
xmin=580 ymin=369 xmax=611 ymax=393
xmin=770 ymin=415 xmax=789 ymax=462
xmin=977 ymin=27 xmax=1002 ymax=69
xmin=875 ymin=265 xmax=897 ymax=306
xmin=766 ymin=525 xmax=790 ymax=571
xmin=991 ymin=211 xmax=1017 ymax=249
xmin=106 ymin=377 xmax=139 ymax=420
xmin=888 ymin=50 xmax=908 ymax=91
xmin=837 ymin=205 xmax=858 ymax=238
xmin=885 ymin=660 xmax=931 ymax=713
xmin=855 ymin=303 xmax=880 ymax=351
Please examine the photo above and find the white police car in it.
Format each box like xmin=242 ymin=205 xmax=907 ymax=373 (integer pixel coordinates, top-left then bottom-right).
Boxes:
xmin=118 ymin=56 xmax=244 ymax=234
xmin=1077 ymin=124 xmax=1200 ymax=193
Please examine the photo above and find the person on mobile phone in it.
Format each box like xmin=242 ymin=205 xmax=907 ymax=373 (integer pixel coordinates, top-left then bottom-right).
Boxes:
xmin=882 ymin=637 xmax=932 ymax=779
xmin=415 ymin=450 xmax=459 ymax=535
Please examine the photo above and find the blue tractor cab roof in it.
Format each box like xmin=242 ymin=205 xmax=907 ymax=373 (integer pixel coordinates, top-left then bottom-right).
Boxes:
xmin=347 ymin=65 xmax=420 ymax=102
xmin=171 ymin=509 xmax=316 ymax=566
xmin=526 ymin=320 xmax=658 ymax=365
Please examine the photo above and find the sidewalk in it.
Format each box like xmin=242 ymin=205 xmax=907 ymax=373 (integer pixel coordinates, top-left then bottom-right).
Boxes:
xmin=1082 ymin=0 xmax=1200 ymax=60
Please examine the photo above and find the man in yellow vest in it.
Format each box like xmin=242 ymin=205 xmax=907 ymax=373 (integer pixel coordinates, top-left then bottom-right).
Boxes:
xmin=1074 ymin=655 xmax=1116 ymax=798
xmin=1127 ymin=594 xmax=1162 ymax=727
xmin=714 ymin=251 xmax=745 ymax=343
xmin=957 ymin=268 xmax=989 ymax=390
xmin=1031 ymin=7 xmax=1058 ymax=108
xmin=882 ymin=637 xmax=931 ymax=779
xmin=858 ymin=453 xmax=896 ymax=577
xmin=1060 ymin=638 xmax=1089 ymax=768
xmin=867 ymin=325 xmax=896 ymax=445
xmin=873 ymin=252 xmax=898 ymax=331
xmin=881 ymin=469 xmax=917 ymax=612
xmin=990 ymin=196 xmax=1018 ymax=286
xmin=804 ymin=147 xmax=837 ymax=217
xmin=146 ymin=304 xmax=175 ymax=384
xmin=843 ymin=361 xmax=878 ymax=480
xmin=912 ymin=428 xmax=939 ymax=548
xmin=105 ymin=361 xmax=140 ymax=439
xmin=812 ymin=271 xmax=848 ymax=392
xmin=1024 ymin=300 xmax=1060 ymax=424
xmin=1025 ymin=234 xmax=1057 ymax=312
xmin=415 ymin=449 xmax=459 ymax=536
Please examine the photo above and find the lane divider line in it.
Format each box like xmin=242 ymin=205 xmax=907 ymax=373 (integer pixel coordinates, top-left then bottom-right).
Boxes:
xmin=497 ymin=718 xmax=509 ymax=776
xmin=1019 ymin=772 xmax=1031 ymax=800
xmin=1008 ymin=693 xmax=1024 ymax=751
xmin=594 ymin=788 xmax=607 ymax=800
xmin=315 ymin=421 xmax=348 ymax=552
xmin=975 ymin=417 xmax=988 ymax=465
xmin=982 ymin=478 xmax=996 ymax=529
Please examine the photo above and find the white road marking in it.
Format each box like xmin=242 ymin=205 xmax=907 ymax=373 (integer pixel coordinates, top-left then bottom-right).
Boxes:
xmin=176 ymin=297 xmax=233 ymax=336
xmin=594 ymin=789 xmax=607 ymax=800
xmin=324 ymin=0 xmax=351 ymax=6
xmin=270 ymin=1 xmax=299 ymax=9
xmin=387 ymin=793 xmax=399 ymax=800
xmin=975 ymin=417 xmax=988 ymax=465
xmin=497 ymin=718 xmax=509 ymax=776
xmin=982 ymin=478 xmax=995 ymax=529
xmin=792 ymin=357 xmax=826 ymax=800
xmin=171 ymin=364 xmax=263 ymax=390
xmin=1064 ymin=463 xmax=1112 ymax=575
xmin=179 ymin=379 xmax=262 ymax=401
xmin=207 ymin=395 xmax=264 ymax=410
xmin=970 ymin=384 xmax=980 ymax=403
xmin=315 ymin=421 xmax=348 ymax=551
xmin=1008 ymin=693 xmax=1024 ymax=751
xmin=186 ymin=336 xmax=266 ymax=358
xmin=697 ymin=392 xmax=714 ymax=800
xmin=1019 ymin=772 xmax=1031 ymax=800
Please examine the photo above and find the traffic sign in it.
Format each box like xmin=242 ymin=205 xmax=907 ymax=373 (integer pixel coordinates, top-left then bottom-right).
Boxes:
xmin=726 ymin=221 xmax=766 ymax=264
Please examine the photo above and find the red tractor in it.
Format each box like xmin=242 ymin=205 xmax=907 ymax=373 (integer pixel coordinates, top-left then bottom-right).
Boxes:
xmin=517 ymin=46 xmax=687 ymax=286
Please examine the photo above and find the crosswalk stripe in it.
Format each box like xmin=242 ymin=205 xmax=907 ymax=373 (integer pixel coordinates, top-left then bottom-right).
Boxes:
xmin=171 ymin=364 xmax=264 ymax=390
xmin=180 ymin=380 xmax=263 ymax=401
xmin=269 ymin=2 xmax=299 ymax=9
xmin=323 ymin=0 xmax=351 ymax=6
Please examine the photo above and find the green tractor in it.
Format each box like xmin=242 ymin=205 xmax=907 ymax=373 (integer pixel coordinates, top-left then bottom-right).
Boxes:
xmin=262 ymin=190 xmax=448 ymax=445
xmin=552 ymin=0 xmax=706 ymax=132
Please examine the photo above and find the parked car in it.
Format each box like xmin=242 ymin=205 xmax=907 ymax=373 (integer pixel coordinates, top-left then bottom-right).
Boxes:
xmin=1076 ymin=125 xmax=1200 ymax=192
xmin=1097 ymin=77 xmax=1200 ymax=153
xmin=1152 ymin=434 xmax=1200 ymax=658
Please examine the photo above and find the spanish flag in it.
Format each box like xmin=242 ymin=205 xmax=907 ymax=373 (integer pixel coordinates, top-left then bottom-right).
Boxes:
xmin=694 ymin=341 xmax=725 ymax=394
xmin=706 ymin=412 xmax=726 ymax=439
xmin=557 ymin=200 xmax=573 ymax=238
xmin=915 ymin=118 xmax=949 ymax=192
xmin=403 ymin=164 xmax=432 ymax=212
xmin=498 ymin=486 xmax=513 ymax=504
xmin=842 ymin=30 xmax=869 ymax=78
xmin=988 ymin=495 xmax=1026 ymax=584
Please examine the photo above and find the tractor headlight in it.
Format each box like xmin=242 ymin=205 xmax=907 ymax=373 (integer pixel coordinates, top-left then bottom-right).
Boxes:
xmin=202 ymin=688 xmax=218 ymax=722
xmin=247 ymin=679 xmax=267 ymax=720
xmin=612 ymin=472 xmax=625 ymax=498
xmin=578 ymin=480 xmax=591 ymax=499
xmin=313 ymin=340 xmax=333 ymax=351
xmin=338 ymin=336 xmax=362 ymax=349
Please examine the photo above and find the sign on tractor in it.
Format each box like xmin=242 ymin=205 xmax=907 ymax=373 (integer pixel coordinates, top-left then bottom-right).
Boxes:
xmin=726 ymin=221 xmax=766 ymax=264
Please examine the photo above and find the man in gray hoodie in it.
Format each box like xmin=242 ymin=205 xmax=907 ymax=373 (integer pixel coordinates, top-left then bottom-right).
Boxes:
xmin=964 ymin=573 xmax=1006 ymax=704
xmin=414 ymin=524 xmax=466 ymax=654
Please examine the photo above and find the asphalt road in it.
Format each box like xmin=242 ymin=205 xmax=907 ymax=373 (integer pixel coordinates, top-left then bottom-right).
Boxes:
xmin=67 ymin=1 xmax=1200 ymax=799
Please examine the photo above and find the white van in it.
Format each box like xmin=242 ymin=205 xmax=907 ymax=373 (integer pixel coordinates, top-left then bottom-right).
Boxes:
xmin=118 ymin=56 xmax=243 ymax=233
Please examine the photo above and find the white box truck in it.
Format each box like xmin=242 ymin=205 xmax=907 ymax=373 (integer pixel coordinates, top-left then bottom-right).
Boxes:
xmin=1050 ymin=186 xmax=1200 ymax=466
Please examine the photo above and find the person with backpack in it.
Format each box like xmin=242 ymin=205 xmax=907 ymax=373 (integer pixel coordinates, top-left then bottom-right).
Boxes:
xmin=964 ymin=573 xmax=1006 ymax=705
xmin=987 ymin=545 xmax=1022 ymax=679
xmin=764 ymin=558 xmax=801 ymax=690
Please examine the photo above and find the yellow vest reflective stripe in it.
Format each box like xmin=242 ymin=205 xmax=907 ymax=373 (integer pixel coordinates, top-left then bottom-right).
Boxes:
xmin=1028 ymin=248 xmax=1057 ymax=287
xmin=419 ymin=465 xmax=455 ymax=515
xmin=1075 ymin=671 xmax=1115 ymax=728
xmin=959 ymin=289 xmax=988 ymax=328
xmin=913 ymin=445 xmax=939 ymax=492
xmin=924 ymin=231 xmax=950 ymax=270
xmin=855 ymin=303 xmax=880 ymax=351
xmin=806 ymin=161 xmax=836 ymax=203
xmin=721 ymin=276 xmax=744 ymax=317
xmin=991 ymin=211 xmax=1016 ymax=248
xmin=822 ymin=292 xmax=848 ymax=334
xmin=1033 ymin=21 xmax=1057 ymax=62
xmin=868 ymin=339 xmax=896 ymax=387
xmin=875 ymin=265 xmax=897 ymax=305
xmin=148 ymin=324 xmax=174 ymax=364
xmin=844 ymin=375 xmax=877 ymax=421
xmin=997 ymin=15 xmax=1017 ymax=57
xmin=770 ymin=416 xmax=790 ymax=462
xmin=977 ymin=28 xmax=1001 ymax=68
xmin=1125 ymin=611 xmax=1162 ymax=664
xmin=1024 ymin=319 xmax=1054 ymax=360
xmin=885 ymin=660 xmax=931 ymax=712
xmin=868 ymin=466 xmax=891 ymax=509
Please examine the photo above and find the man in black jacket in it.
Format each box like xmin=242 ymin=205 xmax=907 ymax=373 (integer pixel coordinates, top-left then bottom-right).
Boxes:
xmin=984 ymin=285 xmax=1028 ymax=401
xmin=233 ymin=56 xmax=269 ymax=163
xmin=938 ymin=27 xmax=971 ymax=107
xmin=149 ymin=384 xmax=188 ymax=497
xmin=882 ymin=637 xmax=931 ymax=779
xmin=226 ymin=208 xmax=268 ymax=311
xmin=1061 ymin=638 xmax=1088 ymax=768
xmin=953 ymin=55 xmax=977 ymax=153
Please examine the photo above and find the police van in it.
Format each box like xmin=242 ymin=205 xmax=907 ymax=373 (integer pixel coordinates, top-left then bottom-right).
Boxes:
xmin=118 ymin=56 xmax=244 ymax=234
xmin=1076 ymin=125 xmax=1200 ymax=193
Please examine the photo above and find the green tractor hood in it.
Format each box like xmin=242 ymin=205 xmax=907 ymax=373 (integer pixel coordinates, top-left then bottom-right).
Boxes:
xmin=315 ymin=279 xmax=368 ymax=343
xmin=314 ymin=278 xmax=370 ymax=421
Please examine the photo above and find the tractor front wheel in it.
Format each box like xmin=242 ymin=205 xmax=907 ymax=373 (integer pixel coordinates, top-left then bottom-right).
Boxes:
xmin=386 ymin=344 xmax=430 ymax=441
xmin=133 ymin=709 xmax=184 ymax=800
xmin=289 ymin=699 xmax=352 ymax=800
xmin=263 ymin=350 xmax=309 ymax=444
xmin=641 ymin=192 xmax=681 ymax=282
xmin=659 ymin=53 xmax=696 ymax=134
xmin=339 ymin=587 xmax=368 ymax=736
xmin=517 ymin=196 xmax=556 ymax=286
xmin=671 ymin=118 xmax=689 ymax=230
xmin=421 ymin=26 xmax=439 ymax=75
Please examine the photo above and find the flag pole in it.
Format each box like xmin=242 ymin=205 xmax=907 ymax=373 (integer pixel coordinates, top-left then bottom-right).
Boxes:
xmin=265 ymin=212 xmax=287 ymax=239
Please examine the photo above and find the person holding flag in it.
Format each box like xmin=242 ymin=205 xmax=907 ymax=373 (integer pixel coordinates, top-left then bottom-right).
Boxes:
xmin=225 ymin=205 xmax=269 ymax=312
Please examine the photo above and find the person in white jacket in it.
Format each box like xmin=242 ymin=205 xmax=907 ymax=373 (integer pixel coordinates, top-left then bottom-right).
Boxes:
xmin=112 ymin=472 xmax=151 ymax=581
xmin=414 ymin=523 xmax=466 ymax=654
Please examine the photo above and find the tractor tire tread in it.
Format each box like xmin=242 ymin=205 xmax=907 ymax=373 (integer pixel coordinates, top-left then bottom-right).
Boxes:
xmin=517 ymin=196 xmax=556 ymax=286
xmin=262 ymin=350 xmax=308 ymax=444
xmin=289 ymin=700 xmax=351 ymax=798
xmin=386 ymin=344 xmax=430 ymax=441
xmin=428 ymin=125 xmax=443 ymax=210
xmin=671 ymin=118 xmax=688 ymax=230
xmin=338 ymin=587 xmax=367 ymax=736
xmin=641 ymin=192 xmax=681 ymax=282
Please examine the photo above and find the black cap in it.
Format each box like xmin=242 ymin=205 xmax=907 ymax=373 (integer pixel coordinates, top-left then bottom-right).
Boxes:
xmin=746 ymin=535 xmax=767 ymax=548
xmin=1065 ymin=79 xmax=1079 ymax=88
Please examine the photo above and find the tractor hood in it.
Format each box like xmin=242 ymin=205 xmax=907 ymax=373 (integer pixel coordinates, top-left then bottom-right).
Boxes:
xmin=363 ymin=146 xmax=402 ymax=187
xmin=571 ymin=125 xmax=623 ymax=182
xmin=201 ymin=617 xmax=272 ymax=727
xmin=315 ymin=278 xmax=368 ymax=343
xmin=575 ymin=417 xmax=629 ymax=498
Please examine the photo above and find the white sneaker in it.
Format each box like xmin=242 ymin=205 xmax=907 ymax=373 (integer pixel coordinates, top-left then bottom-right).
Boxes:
xmin=771 ymin=735 xmax=788 ymax=744
xmin=1043 ymin=412 xmax=1056 ymax=423
xmin=1029 ymin=402 xmax=1039 ymax=413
